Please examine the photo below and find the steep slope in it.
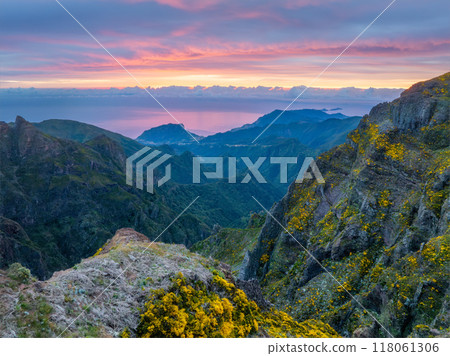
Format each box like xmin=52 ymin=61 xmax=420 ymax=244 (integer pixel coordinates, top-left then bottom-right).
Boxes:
xmin=239 ymin=109 xmax=347 ymax=129
xmin=137 ymin=123 xmax=202 ymax=145
xmin=198 ymin=114 xmax=360 ymax=148
xmin=0 ymin=228 xmax=338 ymax=338
xmin=34 ymin=119 xmax=143 ymax=156
xmin=239 ymin=73 xmax=450 ymax=337
xmin=0 ymin=117 xmax=211 ymax=278
xmin=0 ymin=217 xmax=45 ymax=277
xmin=192 ymin=213 xmax=266 ymax=276
xmin=0 ymin=116 xmax=283 ymax=278
xmin=192 ymin=229 xmax=259 ymax=275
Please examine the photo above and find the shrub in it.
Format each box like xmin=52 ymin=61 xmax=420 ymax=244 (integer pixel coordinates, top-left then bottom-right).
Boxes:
xmin=136 ymin=272 xmax=338 ymax=338
xmin=7 ymin=263 xmax=33 ymax=284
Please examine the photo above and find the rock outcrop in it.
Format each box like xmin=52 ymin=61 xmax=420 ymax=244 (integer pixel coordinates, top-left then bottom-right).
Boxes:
xmin=240 ymin=73 xmax=450 ymax=337
xmin=0 ymin=229 xmax=337 ymax=338
xmin=0 ymin=229 xmax=219 ymax=337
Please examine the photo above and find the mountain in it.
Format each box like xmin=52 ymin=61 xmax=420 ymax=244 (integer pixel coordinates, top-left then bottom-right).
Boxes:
xmin=136 ymin=123 xmax=203 ymax=145
xmin=135 ymin=109 xmax=359 ymax=152
xmin=32 ymin=119 xmax=313 ymax=195
xmin=0 ymin=228 xmax=338 ymax=338
xmin=2 ymin=74 xmax=448 ymax=338
xmin=0 ymin=116 xmax=284 ymax=278
xmin=0 ymin=117 xmax=211 ymax=278
xmin=231 ymin=72 xmax=450 ymax=337
xmin=237 ymin=109 xmax=347 ymax=130
xmin=199 ymin=115 xmax=361 ymax=148
xmin=134 ymin=109 xmax=361 ymax=195
xmin=34 ymin=119 xmax=143 ymax=156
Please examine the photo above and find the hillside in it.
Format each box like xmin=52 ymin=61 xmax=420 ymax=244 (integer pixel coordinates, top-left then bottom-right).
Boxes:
xmin=199 ymin=111 xmax=360 ymax=148
xmin=0 ymin=117 xmax=215 ymax=278
xmin=235 ymin=72 xmax=450 ymax=337
xmin=0 ymin=117 xmax=280 ymax=278
xmin=192 ymin=228 xmax=260 ymax=276
xmin=239 ymin=109 xmax=347 ymax=129
xmin=192 ymin=213 xmax=266 ymax=276
xmin=137 ymin=123 xmax=203 ymax=145
xmin=34 ymin=119 xmax=143 ymax=156
xmin=0 ymin=228 xmax=338 ymax=338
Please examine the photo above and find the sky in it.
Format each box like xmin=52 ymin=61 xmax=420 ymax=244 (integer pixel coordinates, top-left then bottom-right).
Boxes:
xmin=1 ymin=0 xmax=449 ymax=89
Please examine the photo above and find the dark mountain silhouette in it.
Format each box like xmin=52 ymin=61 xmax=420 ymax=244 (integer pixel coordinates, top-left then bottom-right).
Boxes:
xmin=137 ymin=123 xmax=203 ymax=145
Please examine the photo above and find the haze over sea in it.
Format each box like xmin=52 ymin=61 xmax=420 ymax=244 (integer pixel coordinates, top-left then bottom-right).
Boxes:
xmin=0 ymin=86 xmax=402 ymax=137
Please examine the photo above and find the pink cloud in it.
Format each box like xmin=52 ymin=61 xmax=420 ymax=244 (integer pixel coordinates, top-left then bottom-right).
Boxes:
xmin=122 ymin=0 xmax=221 ymax=11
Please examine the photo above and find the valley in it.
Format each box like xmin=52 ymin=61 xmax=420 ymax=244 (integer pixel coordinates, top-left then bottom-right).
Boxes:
xmin=0 ymin=73 xmax=448 ymax=338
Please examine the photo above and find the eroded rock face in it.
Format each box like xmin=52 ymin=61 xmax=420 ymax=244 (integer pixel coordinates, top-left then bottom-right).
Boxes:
xmin=241 ymin=73 xmax=450 ymax=337
xmin=331 ymin=224 xmax=372 ymax=261
xmin=238 ymin=195 xmax=289 ymax=281
xmin=235 ymin=279 xmax=272 ymax=310
xmin=391 ymin=77 xmax=450 ymax=130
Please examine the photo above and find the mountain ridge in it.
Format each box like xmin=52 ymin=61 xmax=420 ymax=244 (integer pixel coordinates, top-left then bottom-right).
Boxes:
xmin=234 ymin=72 xmax=450 ymax=337
xmin=136 ymin=123 xmax=203 ymax=145
xmin=0 ymin=228 xmax=338 ymax=338
xmin=34 ymin=119 xmax=143 ymax=156
xmin=0 ymin=116 xmax=285 ymax=278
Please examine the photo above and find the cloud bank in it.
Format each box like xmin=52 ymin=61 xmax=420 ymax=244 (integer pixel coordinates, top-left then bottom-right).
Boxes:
xmin=0 ymin=86 xmax=403 ymax=137
xmin=1 ymin=0 xmax=448 ymax=89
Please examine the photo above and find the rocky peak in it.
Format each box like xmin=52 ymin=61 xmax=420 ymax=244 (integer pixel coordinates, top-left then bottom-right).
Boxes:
xmin=8 ymin=116 xmax=60 ymax=157
xmin=368 ymin=73 xmax=449 ymax=132
xmin=99 ymin=228 xmax=150 ymax=255
xmin=239 ymin=72 xmax=449 ymax=337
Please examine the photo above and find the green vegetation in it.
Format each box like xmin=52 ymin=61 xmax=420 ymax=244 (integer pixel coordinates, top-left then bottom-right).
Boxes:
xmin=15 ymin=294 xmax=57 ymax=337
xmin=239 ymin=73 xmax=450 ymax=337
xmin=192 ymin=228 xmax=260 ymax=275
xmin=7 ymin=263 xmax=34 ymax=285
xmin=0 ymin=117 xmax=278 ymax=278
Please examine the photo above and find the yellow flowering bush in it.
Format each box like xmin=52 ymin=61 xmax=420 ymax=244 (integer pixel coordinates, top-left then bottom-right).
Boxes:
xmin=135 ymin=272 xmax=338 ymax=338
xmin=137 ymin=272 xmax=258 ymax=338
xmin=378 ymin=190 xmax=392 ymax=208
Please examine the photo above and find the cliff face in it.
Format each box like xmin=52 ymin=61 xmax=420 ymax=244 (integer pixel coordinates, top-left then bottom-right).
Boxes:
xmin=240 ymin=73 xmax=450 ymax=337
xmin=0 ymin=117 xmax=212 ymax=278
xmin=0 ymin=228 xmax=337 ymax=338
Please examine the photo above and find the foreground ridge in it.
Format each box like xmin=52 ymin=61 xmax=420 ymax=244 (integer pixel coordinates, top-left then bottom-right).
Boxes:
xmin=0 ymin=228 xmax=337 ymax=338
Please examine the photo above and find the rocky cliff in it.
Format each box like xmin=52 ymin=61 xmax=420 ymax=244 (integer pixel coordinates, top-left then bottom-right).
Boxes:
xmin=239 ymin=73 xmax=450 ymax=337
xmin=0 ymin=228 xmax=337 ymax=338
